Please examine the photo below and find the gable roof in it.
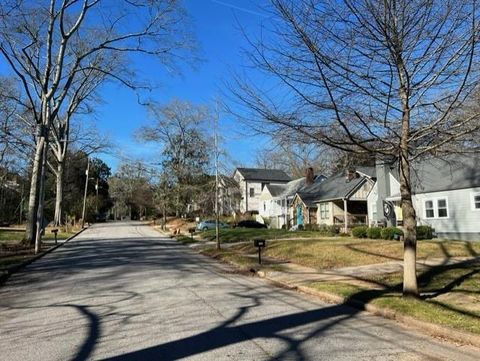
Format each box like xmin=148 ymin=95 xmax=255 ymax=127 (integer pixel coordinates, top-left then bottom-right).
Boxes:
xmin=265 ymin=184 xmax=286 ymax=197
xmin=384 ymin=155 xmax=480 ymax=195
xmin=235 ymin=168 xmax=291 ymax=182
xmin=410 ymin=156 xmax=480 ymax=193
xmin=219 ymin=175 xmax=239 ymax=189
xmin=296 ymin=167 xmax=375 ymax=205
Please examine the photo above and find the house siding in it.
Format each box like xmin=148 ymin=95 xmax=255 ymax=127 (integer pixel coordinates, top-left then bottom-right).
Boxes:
xmin=414 ymin=187 xmax=480 ymax=240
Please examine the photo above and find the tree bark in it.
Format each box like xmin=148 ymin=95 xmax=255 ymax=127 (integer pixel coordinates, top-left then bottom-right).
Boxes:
xmin=34 ymin=134 xmax=48 ymax=254
xmin=54 ymin=160 xmax=64 ymax=226
xmin=25 ymin=129 xmax=44 ymax=244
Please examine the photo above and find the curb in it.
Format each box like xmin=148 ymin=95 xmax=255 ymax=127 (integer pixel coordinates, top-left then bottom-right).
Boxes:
xmin=0 ymin=226 xmax=89 ymax=286
xmin=257 ymin=271 xmax=480 ymax=349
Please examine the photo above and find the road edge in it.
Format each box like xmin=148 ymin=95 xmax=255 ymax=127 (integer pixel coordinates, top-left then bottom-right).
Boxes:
xmin=0 ymin=226 xmax=89 ymax=286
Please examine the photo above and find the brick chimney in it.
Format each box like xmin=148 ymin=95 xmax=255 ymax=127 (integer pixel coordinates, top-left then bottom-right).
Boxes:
xmin=305 ymin=167 xmax=315 ymax=186
xmin=345 ymin=168 xmax=357 ymax=182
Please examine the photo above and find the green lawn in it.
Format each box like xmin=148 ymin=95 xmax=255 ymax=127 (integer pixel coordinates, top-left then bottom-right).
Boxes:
xmin=224 ymin=238 xmax=480 ymax=270
xmin=0 ymin=228 xmax=74 ymax=243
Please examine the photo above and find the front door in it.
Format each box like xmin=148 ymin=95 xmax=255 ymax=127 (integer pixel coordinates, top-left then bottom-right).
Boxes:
xmin=296 ymin=206 xmax=303 ymax=225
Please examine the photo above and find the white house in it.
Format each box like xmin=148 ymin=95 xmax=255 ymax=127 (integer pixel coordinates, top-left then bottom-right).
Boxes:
xmin=369 ymin=156 xmax=480 ymax=241
xmin=259 ymin=178 xmax=309 ymax=229
xmin=233 ymin=168 xmax=291 ymax=213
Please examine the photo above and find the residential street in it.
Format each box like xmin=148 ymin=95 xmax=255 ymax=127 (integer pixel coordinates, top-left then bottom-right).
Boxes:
xmin=0 ymin=222 xmax=478 ymax=361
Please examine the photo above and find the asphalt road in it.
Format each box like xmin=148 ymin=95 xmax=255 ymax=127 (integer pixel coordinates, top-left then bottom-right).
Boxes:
xmin=0 ymin=221 xmax=478 ymax=361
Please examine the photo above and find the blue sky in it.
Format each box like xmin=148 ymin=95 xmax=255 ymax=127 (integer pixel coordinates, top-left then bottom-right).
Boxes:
xmin=94 ymin=0 xmax=275 ymax=172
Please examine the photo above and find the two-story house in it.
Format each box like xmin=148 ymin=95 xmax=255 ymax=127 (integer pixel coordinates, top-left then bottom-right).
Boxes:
xmin=233 ymin=168 xmax=291 ymax=213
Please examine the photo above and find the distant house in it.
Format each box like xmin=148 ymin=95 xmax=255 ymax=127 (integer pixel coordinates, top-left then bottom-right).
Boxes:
xmin=233 ymin=168 xmax=291 ymax=213
xmin=259 ymin=168 xmax=326 ymax=229
xmin=218 ymin=175 xmax=241 ymax=215
xmin=369 ymin=156 xmax=480 ymax=241
xmin=291 ymin=168 xmax=375 ymax=232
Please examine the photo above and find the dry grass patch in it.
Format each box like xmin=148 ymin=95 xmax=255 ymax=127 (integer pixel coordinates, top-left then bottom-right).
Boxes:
xmin=228 ymin=239 xmax=480 ymax=270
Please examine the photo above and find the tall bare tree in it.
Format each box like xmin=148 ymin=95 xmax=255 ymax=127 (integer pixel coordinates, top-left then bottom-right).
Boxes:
xmin=0 ymin=0 xmax=194 ymax=249
xmin=137 ymin=99 xmax=212 ymax=216
xmin=228 ymin=0 xmax=480 ymax=295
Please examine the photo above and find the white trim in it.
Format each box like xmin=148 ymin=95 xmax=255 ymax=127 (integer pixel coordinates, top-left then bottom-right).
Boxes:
xmin=472 ymin=192 xmax=480 ymax=211
xmin=424 ymin=197 xmax=449 ymax=219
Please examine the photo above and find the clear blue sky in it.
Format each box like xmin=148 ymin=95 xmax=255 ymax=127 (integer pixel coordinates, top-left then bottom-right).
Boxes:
xmin=95 ymin=0 xmax=274 ymax=172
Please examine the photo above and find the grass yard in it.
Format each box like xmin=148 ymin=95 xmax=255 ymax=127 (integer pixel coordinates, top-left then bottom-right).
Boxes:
xmin=222 ymin=238 xmax=480 ymax=270
xmin=199 ymin=228 xmax=334 ymax=243
xmin=0 ymin=228 xmax=74 ymax=243
xmin=0 ymin=227 xmax=79 ymax=274
xmin=309 ymin=261 xmax=480 ymax=335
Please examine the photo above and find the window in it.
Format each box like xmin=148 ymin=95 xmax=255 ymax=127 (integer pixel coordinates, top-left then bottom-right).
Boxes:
xmin=319 ymin=203 xmax=330 ymax=220
xmin=425 ymin=200 xmax=434 ymax=218
xmin=472 ymin=193 xmax=480 ymax=210
xmin=249 ymin=188 xmax=254 ymax=197
xmin=425 ymin=198 xmax=448 ymax=219
xmin=263 ymin=202 xmax=266 ymax=211
xmin=437 ymin=199 xmax=448 ymax=218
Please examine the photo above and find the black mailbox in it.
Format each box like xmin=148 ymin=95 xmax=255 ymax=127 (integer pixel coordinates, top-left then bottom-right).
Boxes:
xmin=254 ymin=239 xmax=266 ymax=248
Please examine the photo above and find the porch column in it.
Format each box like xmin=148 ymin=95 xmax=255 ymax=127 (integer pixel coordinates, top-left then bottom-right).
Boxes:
xmin=343 ymin=198 xmax=348 ymax=233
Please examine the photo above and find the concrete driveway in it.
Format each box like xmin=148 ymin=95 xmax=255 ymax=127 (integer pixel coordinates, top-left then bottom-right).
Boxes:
xmin=0 ymin=221 xmax=477 ymax=360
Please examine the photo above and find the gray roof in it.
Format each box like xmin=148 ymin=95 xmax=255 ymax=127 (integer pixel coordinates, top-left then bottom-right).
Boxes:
xmin=235 ymin=168 xmax=291 ymax=182
xmin=265 ymin=184 xmax=286 ymax=197
xmin=410 ymin=156 xmax=480 ymax=194
xmin=219 ymin=175 xmax=239 ymax=189
xmin=296 ymin=167 xmax=375 ymax=206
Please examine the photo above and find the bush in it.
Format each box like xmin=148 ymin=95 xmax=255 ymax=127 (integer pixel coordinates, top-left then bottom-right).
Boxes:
xmin=352 ymin=226 xmax=368 ymax=238
xmin=366 ymin=227 xmax=382 ymax=239
xmin=304 ymin=224 xmax=319 ymax=231
xmin=416 ymin=225 xmax=434 ymax=240
xmin=381 ymin=227 xmax=404 ymax=240
xmin=318 ymin=224 xmax=340 ymax=236
xmin=297 ymin=224 xmax=304 ymax=231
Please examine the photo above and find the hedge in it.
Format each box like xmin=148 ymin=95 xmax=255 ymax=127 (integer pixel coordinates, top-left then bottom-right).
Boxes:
xmin=381 ymin=227 xmax=404 ymax=240
xmin=416 ymin=225 xmax=434 ymax=240
xmin=352 ymin=226 xmax=368 ymax=238
xmin=366 ymin=227 xmax=382 ymax=239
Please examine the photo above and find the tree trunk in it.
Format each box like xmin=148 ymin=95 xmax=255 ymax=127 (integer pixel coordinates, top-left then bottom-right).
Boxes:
xmin=53 ymin=160 xmax=64 ymax=226
xmin=25 ymin=131 xmax=44 ymax=244
xmin=400 ymin=151 xmax=418 ymax=296
xmin=34 ymin=134 xmax=48 ymax=254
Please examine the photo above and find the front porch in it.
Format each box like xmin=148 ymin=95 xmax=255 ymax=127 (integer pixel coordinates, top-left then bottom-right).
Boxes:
xmin=332 ymin=200 xmax=368 ymax=232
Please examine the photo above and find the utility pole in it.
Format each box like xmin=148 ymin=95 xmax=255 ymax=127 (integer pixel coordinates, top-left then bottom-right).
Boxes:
xmin=81 ymin=158 xmax=90 ymax=228
xmin=95 ymin=178 xmax=99 ymax=214
xmin=214 ymin=104 xmax=220 ymax=250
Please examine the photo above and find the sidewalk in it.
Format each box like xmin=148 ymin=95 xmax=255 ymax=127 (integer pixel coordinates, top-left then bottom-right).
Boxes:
xmin=258 ymin=256 xmax=480 ymax=288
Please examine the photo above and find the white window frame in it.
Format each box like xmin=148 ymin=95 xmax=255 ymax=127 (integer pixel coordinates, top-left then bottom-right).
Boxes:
xmin=319 ymin=202 xmax=330 ymax=220
xmin=424 ymin=197 xmax=449 ymax=219
xmin=472 ymin=192 xmax=480 ymax=211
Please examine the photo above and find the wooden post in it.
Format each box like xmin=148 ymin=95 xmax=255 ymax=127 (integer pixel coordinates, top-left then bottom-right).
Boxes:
xmin=343 ymin=198 xmax=348 ymax=233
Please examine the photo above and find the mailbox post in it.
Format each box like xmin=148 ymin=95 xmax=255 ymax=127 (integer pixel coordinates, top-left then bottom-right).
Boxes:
xmin=253 ymin=239 xmax=266 ymax=264
xmin=51 ymin=229 xmax=59 ymax=245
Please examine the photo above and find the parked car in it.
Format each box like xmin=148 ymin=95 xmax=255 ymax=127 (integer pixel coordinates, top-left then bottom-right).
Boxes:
xmin=236 ymin=220 xmax=267 ymax=229
xmin=196 ymin=220 xmax=229 ymax=231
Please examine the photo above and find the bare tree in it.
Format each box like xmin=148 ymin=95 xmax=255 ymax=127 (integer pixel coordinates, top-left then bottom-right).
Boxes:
xmin=137 ymin=99 xmax=213 ymax=216
xmin=228 ymin=0 xmax=480 ymax=295
xmin=0 ymin=0 xmax=194 ymax=249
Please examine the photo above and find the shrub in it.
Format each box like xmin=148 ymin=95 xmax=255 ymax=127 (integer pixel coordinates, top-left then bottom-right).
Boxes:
xmin=318 ymin=224 xmax=340 ymax=236
xmin=381 ymin=227 xmax=404 ymax=240
xmin=416 ymin=225 xmax=433 ymax=240
xmin=304 ymin=224 xmax=319 ymax=231
xmin=352 ymin=226 xmax=368 ymax=238
xmin=366 ymin=227 xmax=382 ymax=239
xmin=297 ymin=224 xmax=304 ymax=231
